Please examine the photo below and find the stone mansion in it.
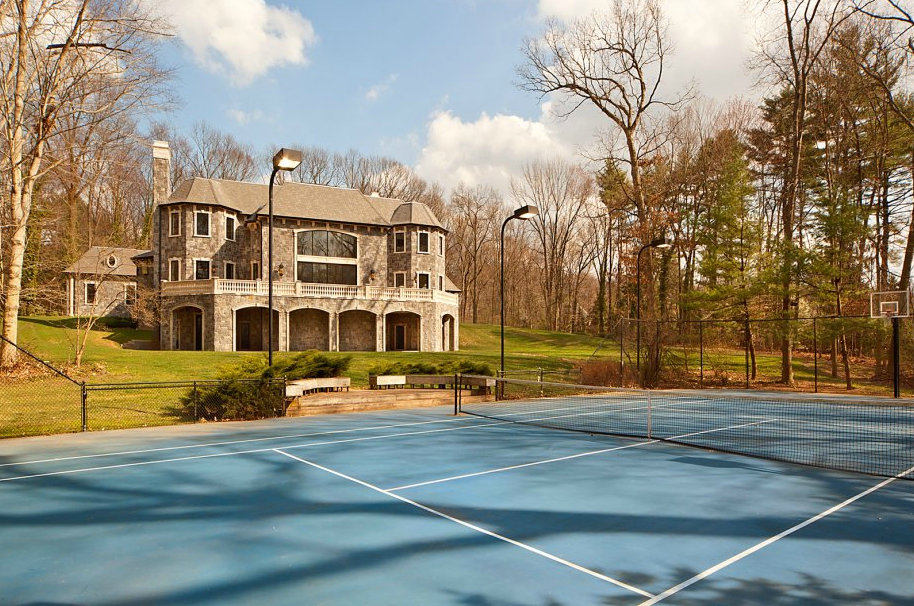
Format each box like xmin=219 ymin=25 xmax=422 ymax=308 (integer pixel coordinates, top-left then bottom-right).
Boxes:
xmin=137 ymin=141 xmax=459 ymax=353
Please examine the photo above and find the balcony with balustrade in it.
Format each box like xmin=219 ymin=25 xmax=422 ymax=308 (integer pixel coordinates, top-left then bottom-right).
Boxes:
xmin=160 ymin=279 xmax=459 ymax=306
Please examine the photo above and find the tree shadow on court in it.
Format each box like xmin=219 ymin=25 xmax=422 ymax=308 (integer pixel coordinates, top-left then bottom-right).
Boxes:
xmin=1 ymin=437 xmax=913 ymax=606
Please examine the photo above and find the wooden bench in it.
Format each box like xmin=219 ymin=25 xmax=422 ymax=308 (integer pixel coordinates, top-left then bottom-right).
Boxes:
xmin=369 ymin=375 xmax=407 ymax=389
xmin=285 ymin=377 xmax=351 ymax=397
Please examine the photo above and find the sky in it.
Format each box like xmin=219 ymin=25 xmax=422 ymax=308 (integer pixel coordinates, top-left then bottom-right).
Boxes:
xmin=154 ymin=0 xmax=760 ymax=196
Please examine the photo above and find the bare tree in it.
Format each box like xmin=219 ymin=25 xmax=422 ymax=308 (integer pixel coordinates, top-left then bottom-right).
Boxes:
xmin=447 ymin=183 xmax=501 ymax=322
xmin=512 ymin=159 xmax=593 ymax=331
xmin=186 ymin=122 xmax=258 ymax=181
xmin=0 ymin=0 xmax=172 ymax=365
xmin=518 ymin=0 xmax=688 ymax=381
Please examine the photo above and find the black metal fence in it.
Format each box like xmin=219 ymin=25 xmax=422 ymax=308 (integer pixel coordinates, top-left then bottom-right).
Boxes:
xmin=598 ymin=315 xmax=913 ymax=396
xmin=1 ymin=335 xmax=286 ymax=439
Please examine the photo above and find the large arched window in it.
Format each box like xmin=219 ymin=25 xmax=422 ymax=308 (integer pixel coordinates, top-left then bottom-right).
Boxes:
xmin=295 ymin=230 xmax=358 ymax=285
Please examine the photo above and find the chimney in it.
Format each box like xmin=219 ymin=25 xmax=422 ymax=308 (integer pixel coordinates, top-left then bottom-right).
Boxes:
xmin=151 ymin=140 xmax=171 ymax=286
xmin=152 ymin=140 xmax=171 ymax=207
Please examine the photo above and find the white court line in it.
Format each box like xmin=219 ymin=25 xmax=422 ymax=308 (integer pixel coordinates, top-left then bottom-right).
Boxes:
xmin=390 ymin=419 xmax=779 ymax=492
xmin=0 ymin=393 xmax=682 ymax=470
xmin=0 ymin=415 xmax=479 ymax=469
xmin=273 ymin=448 xmax=656 ymax=600
xmin=638 ymin=463 xmax=914 ymax=606
xmin=0 ymin=420 xmax=512 ymax=483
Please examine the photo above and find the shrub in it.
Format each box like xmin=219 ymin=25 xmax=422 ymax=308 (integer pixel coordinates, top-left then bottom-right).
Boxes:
xmin=181 ymin=351 xmax=351 ymax=421
xmin=367 ymin=360 xmax=494 ymax=377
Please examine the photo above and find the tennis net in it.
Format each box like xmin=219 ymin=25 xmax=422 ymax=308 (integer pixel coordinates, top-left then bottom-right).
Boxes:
xmin=458 ymin=376 xmax=914 ymax=480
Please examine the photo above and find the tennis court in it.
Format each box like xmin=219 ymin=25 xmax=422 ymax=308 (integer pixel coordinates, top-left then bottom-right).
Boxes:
xmin=1 ymin=386 xmax=913 ymax=605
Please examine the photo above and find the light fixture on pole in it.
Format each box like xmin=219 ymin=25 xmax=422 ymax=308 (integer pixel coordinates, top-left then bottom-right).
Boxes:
xmin=268 ymin=148 xmax=302 ymax=367
xmin=636 ymin=235 xmax=673 ymax=381
xmin=500 ymin=205 xmax=539 ymax=397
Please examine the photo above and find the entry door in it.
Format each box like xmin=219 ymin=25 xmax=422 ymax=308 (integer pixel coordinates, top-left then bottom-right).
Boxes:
xmin=194 ymin=313 xmax=203 ymax=351
xmin=238 ymin=321 xmax=251 ymax=351
xmin=394 ymin=324 xmax=406 ymax=350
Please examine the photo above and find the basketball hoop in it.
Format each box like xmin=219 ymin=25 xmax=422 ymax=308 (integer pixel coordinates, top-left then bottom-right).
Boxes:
xmin=870 ymin=291 xmax=910 ymax=320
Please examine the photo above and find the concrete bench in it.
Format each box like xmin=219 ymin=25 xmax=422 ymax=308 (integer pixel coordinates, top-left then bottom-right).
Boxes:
xmin=368 ymin=374 xmax=495 ymax=394
xmin=286 ymin=377 xmax=351 ymax=397
xmin=369 ymin=375 xmax=407 ymax=389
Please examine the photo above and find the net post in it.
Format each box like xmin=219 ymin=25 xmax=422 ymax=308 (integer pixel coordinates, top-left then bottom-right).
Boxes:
xmin=453 ymin=373 xmax=459 ymax=415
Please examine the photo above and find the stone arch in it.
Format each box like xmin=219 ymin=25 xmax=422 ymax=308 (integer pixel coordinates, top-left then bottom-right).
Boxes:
xmin=385 ymin=311 xmax=421 ymax=351
xmin=339 ymin=309 xmax=378 ymax=351
xmin=234 ymin=306 xmax=278 ymax=352
xmin=171 ymin=305 xmax=204 ymax=351
xmin=288 ymin=308 xmax=331 ymax=351
xmin=442 ymin=314 xmax=456 ymax=352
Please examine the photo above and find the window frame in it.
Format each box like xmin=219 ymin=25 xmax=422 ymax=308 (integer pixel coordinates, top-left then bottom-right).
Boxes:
xmin=394 ymin=272 xmax=406 ymax=288
xmin=224 ymin=261 xmax=236 ymax=280
xmin=225 ymin=214 xmax=237 ymax=242
xmin=194 ymin=209 xmax=212 ymax=238
xmin=438 ymin=233 xmax=445 ymax=256
xmin=168 ymin=209 xmax=181 ymax=237
xmin=124 ymin=283 xmax=137 ymax=306
xmin=438 ymin=275 xmax=444 ymax=291
xmin=168 ymin=258 xmax=181 ymax=281
xmin=394 ymin=229 xmax=406 ymax=253
xmin=417 ymin=230 xmax=430 ymax=254
xmin=251 ymin=261 xmax=260 ymax=280
xmin=84 ymin=281 xmax=97 ymax=305
xmin=417 ymin=272 xmax=431 ymax=289
xmin=193 ymin=258 xmax=212 ymax=281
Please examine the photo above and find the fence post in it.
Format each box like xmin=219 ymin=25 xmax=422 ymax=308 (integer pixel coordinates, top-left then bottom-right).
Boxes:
xmin=893 ymin=316 xmax=900 ymax=398
xmin=813 ymin=317 xmax=818 ymax=393
xmin=699 ymin=320 xmax=704 ymax=388
xmin=193 ymin=381 xmax=198 ymax=420
xmin=538 ymin=367 xmax=544 ymax=396
xmin=81 ymin=382 xmax=88 ymax=432
xmin=620 ymin=319 xmax=625 ymax=384
xmin=744 ymin=317 xmax=750 ymax=388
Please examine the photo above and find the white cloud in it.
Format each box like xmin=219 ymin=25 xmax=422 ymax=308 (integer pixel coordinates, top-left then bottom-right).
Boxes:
xmin=365 ymin=74 xmax=399 ymax=102
xmin=414 ymin=110 xmax=581 ymax=197
xmin=162 ymin=0 xmax=317 ymax=86
xmin=228 ymin=108 xmax=265 ymax=125
xmin=536 ymin=0 xmax=757 ymax=103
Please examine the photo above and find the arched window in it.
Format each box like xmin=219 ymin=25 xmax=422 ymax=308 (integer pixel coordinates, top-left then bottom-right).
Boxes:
xmin=295 ymin=230 xmax=358 ymax=285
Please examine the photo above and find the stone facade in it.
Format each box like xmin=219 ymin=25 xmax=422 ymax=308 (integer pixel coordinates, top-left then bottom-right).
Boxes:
xmin=150 ymin=141 xmax=459 ymax=354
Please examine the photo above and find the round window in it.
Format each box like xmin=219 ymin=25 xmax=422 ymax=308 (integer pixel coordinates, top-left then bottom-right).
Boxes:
xmin=106 ymin=254 xmax=118 ymax=268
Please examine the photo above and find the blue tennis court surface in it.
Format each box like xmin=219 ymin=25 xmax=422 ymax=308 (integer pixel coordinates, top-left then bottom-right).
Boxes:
xmin=1 ymin=405 xmax=912 ymax=605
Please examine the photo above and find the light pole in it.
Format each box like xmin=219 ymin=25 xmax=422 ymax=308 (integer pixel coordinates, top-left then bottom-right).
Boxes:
xmin=268 ymin=148 xmax=302 ymax=367
xmin=636 ymin=235 xmax=672 ymax=379
xmin=500 ymin=204 xmax=539 ymax=396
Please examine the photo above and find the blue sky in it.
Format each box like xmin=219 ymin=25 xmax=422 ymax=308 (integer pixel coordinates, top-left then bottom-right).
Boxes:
xmin=155 ymin=0 xmax=756 ymax=194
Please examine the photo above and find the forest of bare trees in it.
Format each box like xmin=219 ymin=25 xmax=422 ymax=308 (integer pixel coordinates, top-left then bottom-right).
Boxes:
xmin=1 ymin=0 xmax=913 ymax=385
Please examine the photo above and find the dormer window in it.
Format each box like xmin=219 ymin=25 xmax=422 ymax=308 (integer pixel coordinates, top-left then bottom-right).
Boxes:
xmin=418 ymin=231 xmax=430 ymax=254
xmin=194 ymin=210 xmax=211 ymax=237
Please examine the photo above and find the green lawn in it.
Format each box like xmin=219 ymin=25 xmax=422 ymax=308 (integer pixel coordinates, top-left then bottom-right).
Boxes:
xmin=12 ymin=317 xmax=604 ymax=385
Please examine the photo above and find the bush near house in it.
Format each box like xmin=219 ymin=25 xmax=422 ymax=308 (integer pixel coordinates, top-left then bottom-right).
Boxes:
xmin=366 ymin=360 xmax=494 ymax=377
xmin=180 ymin=351 xmax=352 ymax=421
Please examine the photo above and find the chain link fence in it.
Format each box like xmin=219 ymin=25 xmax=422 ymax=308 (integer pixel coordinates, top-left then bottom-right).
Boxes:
xmin=1 ymin=335 xmax=286 ymax=439
xmin=596 ymin=315 xmax=913 ymax=396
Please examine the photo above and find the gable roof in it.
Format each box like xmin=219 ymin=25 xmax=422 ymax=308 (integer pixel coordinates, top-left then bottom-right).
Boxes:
xmin=63 ymin=246 xmax=146 ymax=277
xmin=164 ymin=178 xmax=445 ymax=230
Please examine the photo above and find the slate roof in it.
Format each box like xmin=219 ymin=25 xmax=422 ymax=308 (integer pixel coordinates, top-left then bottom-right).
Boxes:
xmin=63 ymin=247 xmax=147 ymax=277
xmin=164 ymin=178 xmax=445 ymax=230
